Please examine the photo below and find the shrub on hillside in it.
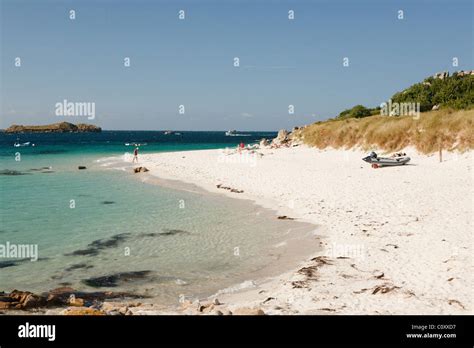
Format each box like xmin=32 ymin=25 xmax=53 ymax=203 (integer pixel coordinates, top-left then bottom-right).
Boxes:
xmin=391 ymin=74 xmax=473 ymax=111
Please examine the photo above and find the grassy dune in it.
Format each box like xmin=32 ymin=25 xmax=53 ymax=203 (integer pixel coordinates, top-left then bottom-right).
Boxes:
xmin=298 ymin=109 xmax=474 ymax=154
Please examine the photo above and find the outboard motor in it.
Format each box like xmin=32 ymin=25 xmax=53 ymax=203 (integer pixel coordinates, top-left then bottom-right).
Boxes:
xmin=362 ymin=151 xmax=378 ymax=163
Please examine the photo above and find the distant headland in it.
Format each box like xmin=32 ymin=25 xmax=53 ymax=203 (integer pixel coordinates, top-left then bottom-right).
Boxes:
xmin=3 ymin=122 xmax=102 ymax=133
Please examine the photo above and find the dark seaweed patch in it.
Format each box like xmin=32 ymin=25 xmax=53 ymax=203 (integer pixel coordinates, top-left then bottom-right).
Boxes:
xmin=137 ymin=229 xmax=190 ymax=238
xmin=0 ymin=169 xmax=30 ymax=176
xmin=65 ymin=263 xmax=94 ymax=272
xmin=82 ymin=270 xmax=151 ymax=288
xmin=88 ymin=233 xmax=131 ymax=249
xmin=37 ymin=150 xmax=67 ymax=155
xmin=0 ymin=260 xmax=20 ymax=269
xmin=0 ymin=257 xmax=48 ymax=268
xmin=28 ymin=167 xmax=52 ymax=172
xmin=137 ymin=232 xmax=158 ymax=237
xmin=65 ymin=248 xmax=100 ymax=257
xmin=159 ymin=229 xmax=189 ymax=236
xmin=65 ymin=233 xmax=131 ymax=257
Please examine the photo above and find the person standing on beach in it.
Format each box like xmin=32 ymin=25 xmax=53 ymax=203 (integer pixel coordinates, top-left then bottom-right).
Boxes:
xmin=133 ymin=147 xmax=139 ymax=163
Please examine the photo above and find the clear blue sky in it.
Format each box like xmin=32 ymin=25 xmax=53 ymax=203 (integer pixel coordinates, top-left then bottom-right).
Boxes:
xmin=1 ymin=0 xmax=472 ymax=131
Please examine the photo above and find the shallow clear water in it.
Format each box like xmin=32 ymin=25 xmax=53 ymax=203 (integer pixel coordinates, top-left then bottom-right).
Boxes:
xmin=0 ymin=131 xmax=318 ymax=307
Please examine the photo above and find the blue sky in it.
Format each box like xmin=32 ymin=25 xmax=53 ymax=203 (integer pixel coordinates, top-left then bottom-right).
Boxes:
xmin=1 ymin=0 xmax=472 ymax=130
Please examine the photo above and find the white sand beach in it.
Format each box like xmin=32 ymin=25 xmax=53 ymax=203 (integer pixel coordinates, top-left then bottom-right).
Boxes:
xmin=138 ymin=146 xmax=473 ymax=315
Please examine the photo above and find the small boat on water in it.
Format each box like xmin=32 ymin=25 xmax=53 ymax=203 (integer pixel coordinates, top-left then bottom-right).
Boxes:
xmin=125 ymin=143 xmax=147 ymax=146
xmin=225 ymin=130 xmax=250 ymax=136
xmin=362 ymin=152 xmax=410 ymax=168
xmin=13 ymin=141 xmax=33 ymax=147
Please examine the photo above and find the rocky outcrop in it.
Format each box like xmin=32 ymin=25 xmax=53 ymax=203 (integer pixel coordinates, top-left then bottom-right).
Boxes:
xmin=271 ymin=128 xmax=304 ymax=147
xmin=455 ymin=70 xmax=474 ymax=77
xmin=259 ymin=138 xmax=269 ymax=147
xmin=434 ymin=70 xmax=474 ymax=80
xmin=60 ymin=307 xmax=106 ymax=315
xmin=0 ymin=287 xmax=144 ymax=312
xmin=433 ymin=71 xmax=449 ymax=80
xmin=4 ymin=122 xmax=101 ymax=133
xmin=271 ymin=129 xmax=290 ymax=146
xmin=0 ymin=290 xmax=46 ymax=310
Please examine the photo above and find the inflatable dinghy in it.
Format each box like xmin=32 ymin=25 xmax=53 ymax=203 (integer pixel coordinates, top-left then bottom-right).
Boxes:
xmin=362 ymin=152 xmax=410 ymax=168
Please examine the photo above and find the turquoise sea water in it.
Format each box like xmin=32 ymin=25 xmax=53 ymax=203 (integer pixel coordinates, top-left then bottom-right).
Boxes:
xmin=0 ymin=131 xmax=318 ymax=307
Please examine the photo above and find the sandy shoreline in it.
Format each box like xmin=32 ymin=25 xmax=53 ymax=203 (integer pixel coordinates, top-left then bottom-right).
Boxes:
xmin=136 ymin=145 xmax=473 ymax=315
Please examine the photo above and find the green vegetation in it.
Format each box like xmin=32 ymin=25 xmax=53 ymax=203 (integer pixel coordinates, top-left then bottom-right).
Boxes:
xmin=336 ymin=73 xmax=474 ymax=119
xmin=337 ymin=105 xmax=378 ymax=119
xmin=391 ymin=73 xmax=474 ymax=111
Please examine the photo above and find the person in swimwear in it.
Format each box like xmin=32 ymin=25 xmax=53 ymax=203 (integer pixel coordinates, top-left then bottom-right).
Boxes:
xmin=133 ymin=147 xmax=139 ymax=163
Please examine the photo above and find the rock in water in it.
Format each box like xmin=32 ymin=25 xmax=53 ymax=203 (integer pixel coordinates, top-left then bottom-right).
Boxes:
xmin=133 ymin=167 xmax=149 ymax=173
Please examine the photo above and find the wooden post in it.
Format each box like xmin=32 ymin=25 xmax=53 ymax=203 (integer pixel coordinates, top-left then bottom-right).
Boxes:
xmin=439 ymin=141 xmax=443 ymax=163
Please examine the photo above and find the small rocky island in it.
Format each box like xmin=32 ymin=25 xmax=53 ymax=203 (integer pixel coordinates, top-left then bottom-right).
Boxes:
xmin=4 ymin=122 xmax=101 ymax=133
